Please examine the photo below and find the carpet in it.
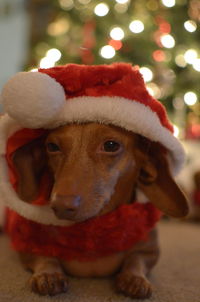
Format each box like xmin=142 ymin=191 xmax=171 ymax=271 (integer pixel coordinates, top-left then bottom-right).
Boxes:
xmin=0 ymin=220 xmax=199 ymax=302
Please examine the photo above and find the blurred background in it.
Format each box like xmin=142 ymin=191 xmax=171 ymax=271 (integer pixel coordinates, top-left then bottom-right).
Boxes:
xmin=0 ymin=0 xmax=200 ymax=219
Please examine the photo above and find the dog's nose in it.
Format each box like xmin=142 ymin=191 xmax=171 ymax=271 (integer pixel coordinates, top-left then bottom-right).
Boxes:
xmin=51 ymin=194 xmax=81 ymax=220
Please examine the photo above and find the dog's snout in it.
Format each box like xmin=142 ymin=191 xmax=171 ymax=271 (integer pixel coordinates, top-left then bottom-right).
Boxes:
xmin=51 ymin=194 xmax=81 ymax=220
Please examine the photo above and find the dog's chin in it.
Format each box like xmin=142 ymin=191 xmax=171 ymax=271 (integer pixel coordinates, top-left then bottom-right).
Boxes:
xmin=53 ymin=207 xmax=106 ymax=223
xmin=53 ymin=212 xmax=84 ymax=222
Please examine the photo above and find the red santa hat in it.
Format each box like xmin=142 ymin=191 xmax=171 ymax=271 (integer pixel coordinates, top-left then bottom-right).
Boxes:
xmin=0 ymin=63 xmax=185 ymax=225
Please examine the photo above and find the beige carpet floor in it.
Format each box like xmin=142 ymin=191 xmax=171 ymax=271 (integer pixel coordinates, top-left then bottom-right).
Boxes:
xmin=0 ymin=220 xmax=199 ymax=302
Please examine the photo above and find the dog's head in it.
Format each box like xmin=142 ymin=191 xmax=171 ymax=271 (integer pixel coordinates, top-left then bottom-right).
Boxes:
xmin=13 ymin=123 xmax=188 ymax=222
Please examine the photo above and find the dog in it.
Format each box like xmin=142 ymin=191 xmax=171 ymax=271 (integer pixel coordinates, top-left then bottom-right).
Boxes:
xmin=7 ymin=122 xmax=188 ymax=299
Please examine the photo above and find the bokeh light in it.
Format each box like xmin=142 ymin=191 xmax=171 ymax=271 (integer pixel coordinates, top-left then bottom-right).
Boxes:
xmin=184 ymin=92 xmax=198 ymax=106
xmin=159 ymin=22 xmax=171 ymax=34
xmin=115 ymin=0 xmax=129 ymax=3
xmin=109 ymin=39 xmax=123 ymax=50
xmin=175 ymin=54 xmax=187 ymax=67
xmin=59 ymin=0 xmax=74 ymax=10
xmin=184 ymin=20 xmax=197 ymax=32
xmin=78 ymin=0 xmax=91 ymax=4
xmin=161 ymin=0 xmax=176 ymax=7
xmin=160 ymin=34 xmax=175 ymax=48
xmin=173 ymin=125 xmax=180 ymax=138
xmin=114 ymin=3 xmax=128 ymax=13
xmin=193 ymin=59 xmax=200 ymax=72
xmin=146 ymin=82 xmax=161 ymax=98
xmin=152 ymin=50 xmax=166 ymax=62
xmin=129 ymin=20 xmax=144 ymax=33
xmin=30 ymin=68 xmax=38 ymax=72
xmin=140 ymin=67 xmax=153 ymax=82
xmin=39 ymin=57 xmax=55 ymax=68
xmin=46 ymin=48 xmax=62 ymax=62
xmin=47 ymin=18 xmax=70 ymax=36
xmin=184 ymin=49 xmax=198 ymax=64
xmin=94 ymin=3 xmax=109 ymax=16
xmin=110 ymin=27 xmax=124 ymax=40
xmin=100 ymin=45 xmax=116 ymax=58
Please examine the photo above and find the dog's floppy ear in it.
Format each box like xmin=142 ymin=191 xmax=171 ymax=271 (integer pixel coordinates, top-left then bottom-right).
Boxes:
xmin=12 ymin=137 xmax=47 ymax=202
xmin=136 ymin=140 xmax=189 ymax=217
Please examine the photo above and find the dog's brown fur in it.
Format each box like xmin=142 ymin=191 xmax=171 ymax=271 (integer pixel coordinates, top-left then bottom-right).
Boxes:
xmin=192 ymin=171 xmax=200 ymax=221
xmin=13 ymin=123 xmax=188 ymax=299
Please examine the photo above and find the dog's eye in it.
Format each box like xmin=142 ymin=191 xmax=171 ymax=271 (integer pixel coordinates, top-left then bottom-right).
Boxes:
xmin=46 ymin=143 xmax=60 ymax=153
xmin=103 ymin=141 xmax=121 ymax=153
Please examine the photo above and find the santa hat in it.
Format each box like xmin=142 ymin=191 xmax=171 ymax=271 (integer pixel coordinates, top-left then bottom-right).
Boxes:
xmin=0 ymin=63 xmax=185 ymax=225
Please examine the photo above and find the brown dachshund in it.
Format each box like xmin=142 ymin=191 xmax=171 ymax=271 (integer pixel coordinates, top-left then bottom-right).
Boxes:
xmin=12 ymin=123 xmax=188 ymax=299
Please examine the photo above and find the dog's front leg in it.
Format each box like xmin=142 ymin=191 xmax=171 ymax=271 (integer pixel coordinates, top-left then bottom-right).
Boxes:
xmin=20 ymin=253 xmax=68 ymax=296
xmin=115 ymin=229 xmax=159 ymax=299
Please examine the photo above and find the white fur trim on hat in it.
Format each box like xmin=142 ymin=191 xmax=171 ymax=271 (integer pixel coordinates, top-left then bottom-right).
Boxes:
xmin=1 ymin=72 xmax=66 ymax=128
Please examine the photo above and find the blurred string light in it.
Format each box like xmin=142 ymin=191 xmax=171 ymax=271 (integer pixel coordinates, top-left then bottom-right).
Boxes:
xmin=129 ymin=20 xmax=144 ymax=33
xmin=184 ymin=91 xmax=198 ymax=106
xmin=47 ymin=18 xmax=70 ymax=36
xmin=114 ymin=3 xmax=128 ymax=13
xmin=193 ymin=59 xmax=200 ymax=72
xmin=94 ymin=3 xmax=109 ymax=16
xmin=184 ymin=49 xmax=198 ymax=64
xmin=184 ymin=20 xmax=197 ymax=32
xmin=40 ymin=57 xmax=55 ymax=68
xmin=159 ymin=21 xmax=171 ymax=34
xmin=40 ymin=48 xmax=62 ymax=68
xmin=146 ymin=82 xmax=161 ymax=98
xmin=160 ymin=34 xmax=175 ymax=48
xmin=115 ymin=0 xmax=129 ymax=3
xmin=110 ymin=27 xmax=124 ymax=40
xmin=109 ymin=39 xmax=122 ymax=50
xmin=175 ymin=54 xmax=187 ymax=67
xmin=152 ymin=50 xmax=166 ymax=62
xmin=140 ymin=67 xmax=153 ymax=82
xmin=173 ymin=125 xmax=180 ymax=138
xmin=78 ymin=0 xmax=91 ymax=4
xmin=59 ymin=0 xmax=74 ymax=10
xmin=100 ymin=45 xmax=115 ymax=59
xmin=161 ymin=0 xmax=176 ymax=7
xmin=46 ymin=48 xmax=62 ymax=62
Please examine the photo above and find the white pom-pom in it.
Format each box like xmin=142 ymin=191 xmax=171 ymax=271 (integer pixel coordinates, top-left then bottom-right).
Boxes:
xmin=1 ymin=72 xmax=66 ymax=128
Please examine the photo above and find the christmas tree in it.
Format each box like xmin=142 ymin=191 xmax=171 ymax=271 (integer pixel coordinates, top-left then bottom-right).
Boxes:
xmin=27 ymin=0 xmax=200 ymax=137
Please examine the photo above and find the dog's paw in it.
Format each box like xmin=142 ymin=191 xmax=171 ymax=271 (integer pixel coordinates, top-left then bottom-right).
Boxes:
xmin=115 ymin=271 xmax=152 ymax=299
xmin=30 ymin=272 xmax=69 ymax=296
